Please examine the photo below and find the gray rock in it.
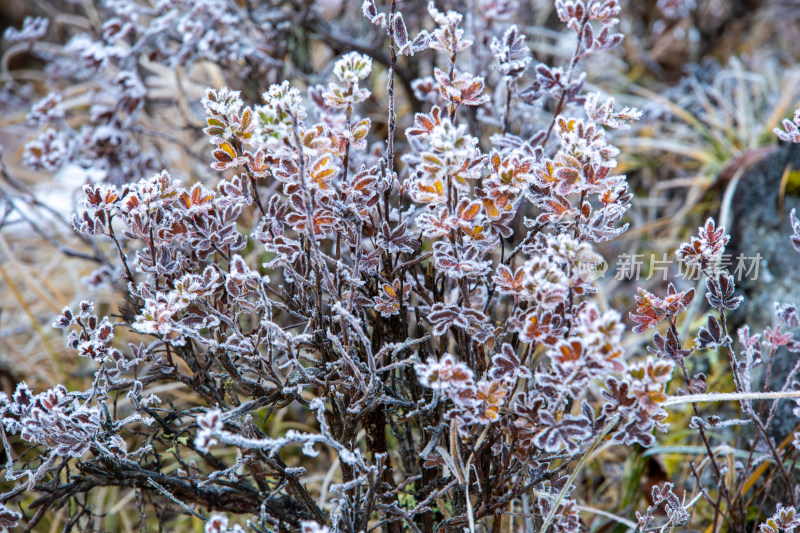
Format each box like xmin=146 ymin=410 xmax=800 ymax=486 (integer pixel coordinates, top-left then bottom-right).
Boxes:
xmin=730 ymin=141 xmax=800 ymax=442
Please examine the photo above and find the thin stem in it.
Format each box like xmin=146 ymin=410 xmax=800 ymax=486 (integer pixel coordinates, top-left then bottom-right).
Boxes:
xmin=539 ymin=415 xmax=619 ymax=533
xmin=540 ymin=14 xmax=588 ymax=147
xmin=667 ymin=316 xmax=737 ymax=521
xmin=387 ymin=0 xmax=398 ymax=181
xmin=662 ymin=390 xmax=800 ymax=407
xmin=107 ymin=216 xmax=135 ymax=283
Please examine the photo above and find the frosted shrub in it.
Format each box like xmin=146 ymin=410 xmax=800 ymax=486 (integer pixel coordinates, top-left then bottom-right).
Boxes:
xmin=2 ymin=0 xmax=800 ymax=531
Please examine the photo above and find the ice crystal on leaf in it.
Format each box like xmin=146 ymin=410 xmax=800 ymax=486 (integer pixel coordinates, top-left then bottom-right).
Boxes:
xmin=775 ymin=108 xmax=800 ymax=144
xmin=205 ymin=514 xmax=245 ymax=533
xmin=759 ymin=504 xmax=800 ymax=533
xmin=676 ymin=217 xmax=729 ymax=270
xmin=4 ymin=16 xmax=48 ymax=44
